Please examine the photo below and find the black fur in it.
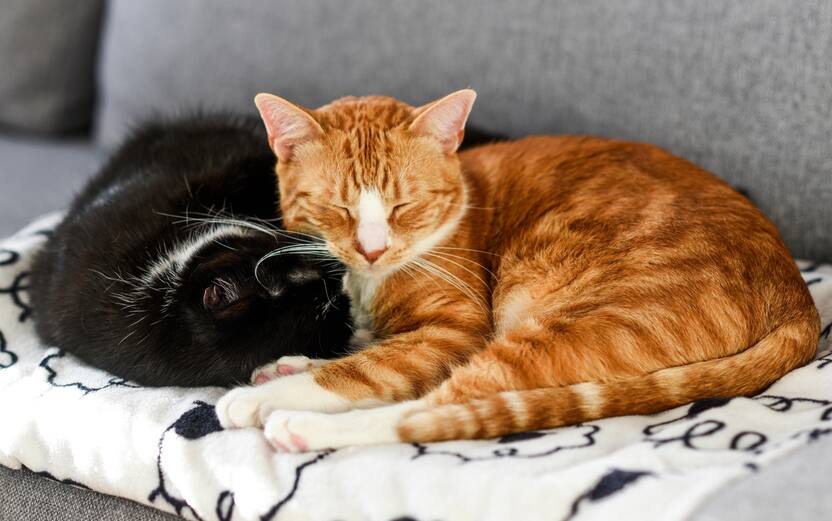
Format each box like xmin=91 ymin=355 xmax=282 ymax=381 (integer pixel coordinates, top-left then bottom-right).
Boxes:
xmin=30 ymin=116 xmax=353 ymax=387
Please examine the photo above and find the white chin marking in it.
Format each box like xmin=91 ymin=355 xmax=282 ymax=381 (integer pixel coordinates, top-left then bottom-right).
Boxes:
xmin=357 ymin=189 xmax=389 ymax=253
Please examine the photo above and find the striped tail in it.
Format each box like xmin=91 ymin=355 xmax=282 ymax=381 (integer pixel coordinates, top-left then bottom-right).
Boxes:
xmin=397 ymin=313 xmax=820 ymax=443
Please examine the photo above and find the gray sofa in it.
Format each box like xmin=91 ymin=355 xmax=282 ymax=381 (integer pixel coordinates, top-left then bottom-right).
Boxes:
xmin=1 ymin=1 xmax=830 ymax=519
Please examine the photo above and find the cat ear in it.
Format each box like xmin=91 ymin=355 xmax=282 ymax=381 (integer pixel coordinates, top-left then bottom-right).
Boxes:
xmin=409 ymin=89 xmax=477 ymax=154
xmin=254 ymin=93 xmax=324 ymax=162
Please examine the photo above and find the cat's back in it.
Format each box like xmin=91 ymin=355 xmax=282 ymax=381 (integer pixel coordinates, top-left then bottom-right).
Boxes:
xmin=29 ymin=116 xmax=278 ymax=353
xmin=70 ymin=115 xmax=270 ymax=213
xmin=462 ymin=134 xmax=740 ymax=204
xmin=462 ymin=134 xmax=779 ymax=243
xmin=461 ymin=135 xmax=814 ymax=329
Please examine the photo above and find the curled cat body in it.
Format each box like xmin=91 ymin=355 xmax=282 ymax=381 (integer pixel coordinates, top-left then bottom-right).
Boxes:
xmin=30 ymin=116 xmax=354 ymax=387
xmin=216 ymin=90 xmax=819 ymax=451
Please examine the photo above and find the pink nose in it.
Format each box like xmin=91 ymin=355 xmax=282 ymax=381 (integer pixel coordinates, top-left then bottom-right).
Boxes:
xmin=359 ymin=246 xmax=387 ymax=264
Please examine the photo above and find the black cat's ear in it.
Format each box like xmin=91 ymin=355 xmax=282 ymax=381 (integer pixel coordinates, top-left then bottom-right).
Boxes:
xmin=202 ymin=277 xmax=257 ymax=321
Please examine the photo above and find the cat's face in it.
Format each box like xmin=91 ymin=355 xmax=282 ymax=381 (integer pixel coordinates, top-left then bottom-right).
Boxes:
xmin=254 ymin=90 xmax=476 ymax=277
xmin=171 ymin=233 xmax=352 ymax=385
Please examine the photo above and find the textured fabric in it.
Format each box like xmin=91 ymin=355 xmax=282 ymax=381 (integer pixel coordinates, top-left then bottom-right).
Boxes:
xmin=0 ymin=0 xmax=104 ymax=133
xmin=3 ymin=439 xmax=832 ymax=521
xmin=7 ymin=442 xmax=831 ymax=521
xmin=0 ymin=136 xmax=103 ymax=237
xmin=1 ymin=215 xmax=831 ymax=521
xmin=94 ymin=0 xmax=832 ymax=261
xmin=0 ymin=466 xmax=179 ymax=521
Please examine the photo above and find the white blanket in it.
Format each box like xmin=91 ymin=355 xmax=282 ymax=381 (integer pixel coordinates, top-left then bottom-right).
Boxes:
xmin=1 ymin=214 xmax=831 ymax=521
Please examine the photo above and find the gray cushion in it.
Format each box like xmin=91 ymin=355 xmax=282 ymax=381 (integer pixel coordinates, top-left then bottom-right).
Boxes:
xmin=95 ymin=0 xmax=832 ymax=261
xmin=0 ymin=135 xmax=102 ymax=236
xmin=693 ymin=432 xmax=832 ymax=521
xmin=0 ymin=465 xmax=179 ymax=521
xmin=0 ymin=0 xmax=104 ymax=134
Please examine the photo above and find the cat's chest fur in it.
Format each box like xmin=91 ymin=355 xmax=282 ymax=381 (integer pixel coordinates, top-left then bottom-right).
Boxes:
xmin=343 ymin=271 xmax=379 ymax=348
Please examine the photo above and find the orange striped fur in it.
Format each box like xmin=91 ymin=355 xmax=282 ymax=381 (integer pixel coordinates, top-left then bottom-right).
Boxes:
xmin=229 ymin=89 xmax=819 ymax=447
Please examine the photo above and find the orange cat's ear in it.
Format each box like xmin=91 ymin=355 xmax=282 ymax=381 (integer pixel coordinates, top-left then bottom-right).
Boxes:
xmin=409 ymin=89 xmax=477 ymax=154
xmin=254 ymin=93 xmax=324 ymax=162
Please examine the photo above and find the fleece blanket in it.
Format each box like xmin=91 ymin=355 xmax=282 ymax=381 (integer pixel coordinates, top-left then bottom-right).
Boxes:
xmin=1 ymin=214 xmax=831 ymax=521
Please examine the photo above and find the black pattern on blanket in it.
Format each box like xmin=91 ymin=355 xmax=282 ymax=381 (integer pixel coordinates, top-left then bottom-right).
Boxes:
xmin=1 ymin=214 xmax=831 ymax=521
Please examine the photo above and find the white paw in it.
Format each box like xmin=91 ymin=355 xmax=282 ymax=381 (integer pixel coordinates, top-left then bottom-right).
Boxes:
xmin=216 ymin=372 xmax=354 ymax=430
xmin=251 ymin=355 xmax=331 ymax=385
xmin=215 ymin=385 xmax=269 ymax=429
xmin=264 ymin=410 xmax=339 ymax=452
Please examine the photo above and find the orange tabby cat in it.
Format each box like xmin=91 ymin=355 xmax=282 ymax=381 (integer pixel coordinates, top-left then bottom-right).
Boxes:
xmin=215 ymin=89 xmax=819 ymax=452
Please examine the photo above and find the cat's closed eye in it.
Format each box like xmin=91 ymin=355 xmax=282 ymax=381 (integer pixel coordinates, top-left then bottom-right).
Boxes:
xmin=390 ymin=201 xmax=415 ymax=218
xmin=332 ymin=204 xmax=354 ymax=220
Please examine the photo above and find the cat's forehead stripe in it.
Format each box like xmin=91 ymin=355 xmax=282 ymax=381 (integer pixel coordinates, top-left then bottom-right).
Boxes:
xmin=319 ymin=97 xmax=414 ymax=194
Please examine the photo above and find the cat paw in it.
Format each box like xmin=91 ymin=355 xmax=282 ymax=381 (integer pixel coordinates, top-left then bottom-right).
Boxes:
xmin=216 ymin=372 xmax=355 ymax=430
xmin=263 ymin=411 xmax=335 ymax=452
xmin=215 ymin=385 xmax=270 ymax=429
xmin=251 ymin=355 xmax=330 ymax=385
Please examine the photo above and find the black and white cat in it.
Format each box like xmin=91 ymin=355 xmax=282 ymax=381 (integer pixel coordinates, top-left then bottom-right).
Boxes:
xmin=29 ymin=116 xmax=354 ymax=387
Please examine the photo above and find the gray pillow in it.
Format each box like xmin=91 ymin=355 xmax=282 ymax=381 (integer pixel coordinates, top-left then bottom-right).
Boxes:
xmin=95 ymin=0 xmax=832 ymax=261
xmin=0 ymin=0 xmax=104 ymax=134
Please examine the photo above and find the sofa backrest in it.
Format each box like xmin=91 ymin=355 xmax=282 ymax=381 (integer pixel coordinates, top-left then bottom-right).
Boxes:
xmin=0 ymin=0 xmax=103 ymax=134
xmin=95 ymin=0 xmax=832 ymax=261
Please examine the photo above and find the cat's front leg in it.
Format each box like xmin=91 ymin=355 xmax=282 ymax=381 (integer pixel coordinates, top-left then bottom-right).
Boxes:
xmin=218 ymin=326 xmax=484 ymax=429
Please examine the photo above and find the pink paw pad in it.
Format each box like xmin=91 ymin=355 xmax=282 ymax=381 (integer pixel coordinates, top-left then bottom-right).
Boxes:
xmin=276 ymin=364 xmax=296 ymax=376
xmin=289 ymin=434 xmax=308 ymax=451
xmin=252 ymin=364 xmax=296 ymax=385
xmin=253 ymin=373 xmax=271 ymax=385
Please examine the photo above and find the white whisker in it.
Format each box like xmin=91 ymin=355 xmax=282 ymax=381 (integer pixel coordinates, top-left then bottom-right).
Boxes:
xmin=434 ymin=245 xmax=503 ymax=258
xmin=411 ymin=257 xmax=487 ymax=312
xmin=117 ymin=328 xmax=138 ymax=346
xmin=424 ymin=250 xmax=496 ymax=280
